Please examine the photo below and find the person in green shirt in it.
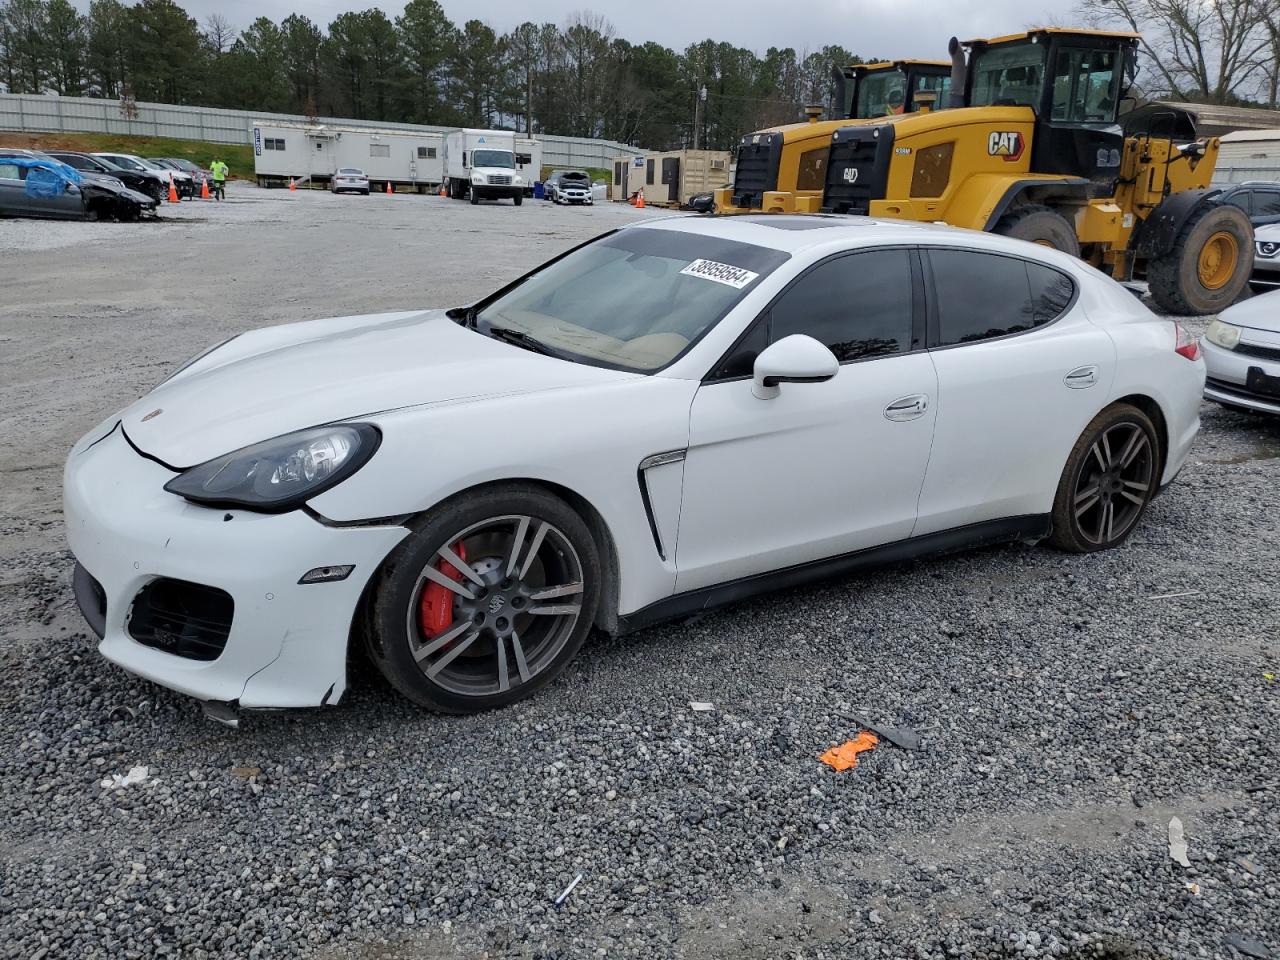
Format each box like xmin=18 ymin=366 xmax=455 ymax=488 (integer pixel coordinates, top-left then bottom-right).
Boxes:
xmin=210 ymin=159 xmax=229 ymax=200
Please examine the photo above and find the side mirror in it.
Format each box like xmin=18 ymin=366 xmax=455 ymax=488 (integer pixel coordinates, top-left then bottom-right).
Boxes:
xmin=752 ymin=334 xmax=839 ymax=399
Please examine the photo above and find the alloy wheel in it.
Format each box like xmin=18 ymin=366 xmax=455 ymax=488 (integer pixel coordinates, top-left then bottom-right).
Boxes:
xmin=405 ymin=515 xmax=584 ymax=697
xmin=1070 ymin=421 xmax=1155 ymax=546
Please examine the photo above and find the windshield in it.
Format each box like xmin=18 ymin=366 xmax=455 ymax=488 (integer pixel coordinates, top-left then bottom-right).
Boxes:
xmin=912 ymin=71 xmax=951 ymax=110
xmin=474 ymin=229 xmax=788 ymax=372
xmin=970 ymin=42 xmax=1047 ymax=109
xmin=473 ymin=149 xmax=514 ymax=169
xmin=104 ymin=155 xmax=145 ymax=171
xmin=856 ymin=69 xmax=907 ymax=118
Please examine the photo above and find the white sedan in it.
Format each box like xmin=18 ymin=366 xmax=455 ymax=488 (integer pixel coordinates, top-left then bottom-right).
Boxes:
xmin=64 ymin=216 xmax=1205 ymax=718
xmin=1202 ymin=289 xmax=1280 ymax=414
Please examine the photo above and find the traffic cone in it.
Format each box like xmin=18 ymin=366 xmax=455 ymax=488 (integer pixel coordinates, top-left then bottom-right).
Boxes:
xmin=438 ymin=183 xmax=446 ymax=198
xmin=385 ymin=180 xmax=393 ymax=195
xmin=635 ymin=191 xmax=645 ymax=209
xmin=200 ymin=176 xmax=210 ymax=200
xmin=167 ymin=175 xmax=179 ymax=203
xmin=289 ymin=177 xmax=296 ymax=192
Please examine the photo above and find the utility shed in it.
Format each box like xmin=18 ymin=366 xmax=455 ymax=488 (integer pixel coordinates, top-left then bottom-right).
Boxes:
xmin=251 ymin=120 xmax=444 ymax=190
xmin=1214 ymin=129 xmax=1280 ymax=185
xmin=610 ymin=149 xmax=731 ymax=205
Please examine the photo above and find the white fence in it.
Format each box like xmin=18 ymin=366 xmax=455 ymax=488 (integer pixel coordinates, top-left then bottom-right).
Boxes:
xmin=1213 ymin=165 xmax=1280 ymax=185
xmin=0 ymin=93 xmax=635 ymax=171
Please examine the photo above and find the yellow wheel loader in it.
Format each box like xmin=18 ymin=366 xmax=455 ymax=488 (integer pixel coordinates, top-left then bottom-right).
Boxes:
xmin=725 ymin=59 xmax=951 ymax=215
xmin=815 ymin=29 xmax=1253 ymax=314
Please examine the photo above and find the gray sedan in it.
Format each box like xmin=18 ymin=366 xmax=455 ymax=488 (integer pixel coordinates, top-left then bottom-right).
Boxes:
xmin=331 ymin=168 xmax=370 ymax=195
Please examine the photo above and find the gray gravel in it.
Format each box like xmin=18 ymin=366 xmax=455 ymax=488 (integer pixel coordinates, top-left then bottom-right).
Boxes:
xmin=1 ymin=185 xmax=1278 ymax=959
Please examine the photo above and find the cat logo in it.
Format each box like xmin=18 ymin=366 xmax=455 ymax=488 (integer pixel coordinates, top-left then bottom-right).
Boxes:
xmin=842 ymin=167 xmax=859 ymax=184
xmin=988 ymin=131 xmax=1025 ymax=162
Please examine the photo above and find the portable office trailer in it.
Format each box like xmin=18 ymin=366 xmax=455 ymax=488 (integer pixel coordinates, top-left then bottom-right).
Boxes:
xmin=1214 ymin=129 xmax=1280 ymax=185
xmin=516 ymin=137 xmax=542 ymax=193
xmin=251 ymin=120 xmax=444 ymax=190
xmin=610 ymin=149 xmax=731 ymax=206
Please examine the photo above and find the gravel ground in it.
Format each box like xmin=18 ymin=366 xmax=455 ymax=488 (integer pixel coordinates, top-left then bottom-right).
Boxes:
xmin=0 ymin=185 xmax=1277 ymax=960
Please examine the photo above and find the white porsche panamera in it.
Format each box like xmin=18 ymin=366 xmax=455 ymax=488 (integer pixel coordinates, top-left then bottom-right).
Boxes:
xmin=64 ymin=215 xmax=1205 ymax=716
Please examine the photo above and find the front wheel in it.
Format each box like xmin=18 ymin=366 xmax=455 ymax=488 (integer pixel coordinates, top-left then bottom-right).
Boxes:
xmin=1147 ymin=202 xmax=1254 ymax=315
xmin=364 ymin=485 xmax=601 ymax=712
xmin=993 ymin=204 xmax=1080 ymax=257
xmin=1048 ymin=404 xmax=1160 ymax=553
xmin=513 ymin=194 xmax=522 ymax=206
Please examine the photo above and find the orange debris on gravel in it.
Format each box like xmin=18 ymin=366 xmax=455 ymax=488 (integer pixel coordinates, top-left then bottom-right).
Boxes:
xmin=818 ymin=732 xmax=879 ymax=771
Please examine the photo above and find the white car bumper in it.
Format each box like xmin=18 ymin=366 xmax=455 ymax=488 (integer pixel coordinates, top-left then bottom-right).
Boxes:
xmin=63 ymin=426 xmax=408 ymax=708
xmin=1202 ymin=329 xmax=1280 ymax=414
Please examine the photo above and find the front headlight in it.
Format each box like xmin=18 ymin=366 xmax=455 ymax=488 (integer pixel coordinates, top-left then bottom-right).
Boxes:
xmin=1257 ymin=240 xmax=1280 ymax=258
xmin=472 ymin=174 xmax=486 ymax=184
xmin=1205 ymin=319 xmax=1242 ymax=350
xmin=514 ymin=175 xmax=524 ymax=185
xmin=163 ymin=424 xmax=380 ymax=512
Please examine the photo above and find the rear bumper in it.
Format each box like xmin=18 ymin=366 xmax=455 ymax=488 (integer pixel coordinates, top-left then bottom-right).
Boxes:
xmin=64 ymin=426 xmax=409 ymax=708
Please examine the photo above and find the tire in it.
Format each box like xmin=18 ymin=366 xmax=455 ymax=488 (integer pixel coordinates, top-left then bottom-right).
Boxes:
xmin=470 ymin=191 xmax=479 ymax=205
xmin=513 ymin=194 xmax=523 ymax=206
xmin=1048 ymin=403 xmax=1160 ymax=553
xmin=993 ymin=204 xmax=1081 ymax=257
xmin=1147 ymin=202 xmax=1254 ymax=315
xmin=364 ymin=484 xmax=601 ymax=713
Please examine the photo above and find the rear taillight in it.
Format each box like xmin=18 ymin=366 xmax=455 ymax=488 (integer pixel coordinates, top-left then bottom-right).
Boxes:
xmin=1174 ymin=321 xmax=1201 ymax=361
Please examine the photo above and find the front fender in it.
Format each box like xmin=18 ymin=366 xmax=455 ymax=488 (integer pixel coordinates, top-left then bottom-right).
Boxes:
xmin=1131 ymin=188 xmax=1222 ymax=258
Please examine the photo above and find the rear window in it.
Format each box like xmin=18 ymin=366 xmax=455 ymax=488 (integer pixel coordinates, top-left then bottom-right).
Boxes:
xmin=930 ymin=248 xmax=1075 ymax=344
xmin=338 ymin=168 xmax=364 ymax=175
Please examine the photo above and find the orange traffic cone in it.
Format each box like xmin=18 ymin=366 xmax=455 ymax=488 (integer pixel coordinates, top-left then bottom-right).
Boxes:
xmin=200 ymin=176 xmax=210 ymax=200
xmin=289 ymin=177 xmax=296 ymax=191
xmin=635 ymin=191 xmax=645 ymax=209
xmin=385 ymin=180 xmax=393 ymax=195
xmin=438 ymin=183 xmax=446 ymax=198
xmin=167 ymin=175 xmax=180 ymax=203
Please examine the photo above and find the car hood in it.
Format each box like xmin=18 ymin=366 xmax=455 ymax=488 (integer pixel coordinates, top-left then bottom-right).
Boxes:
xmin=121 ymin=309 xmax=640 ymax=467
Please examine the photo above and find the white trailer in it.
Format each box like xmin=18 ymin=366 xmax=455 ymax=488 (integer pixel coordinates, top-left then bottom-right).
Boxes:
xmin=442 ymin=128 xmax=526 ymax=205
xmin=251 ymin=120 xmax=444 ymax=192
xmin=516 ymin=137 xmax=543 ymax=193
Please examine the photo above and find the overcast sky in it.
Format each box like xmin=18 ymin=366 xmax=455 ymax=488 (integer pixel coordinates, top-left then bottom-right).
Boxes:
xmin=177 ymin=0 xmax=1074 ymax=60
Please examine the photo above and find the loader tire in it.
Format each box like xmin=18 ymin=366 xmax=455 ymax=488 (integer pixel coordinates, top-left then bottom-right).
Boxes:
xmin=993 ymin=204 xmax=1081 ymax=257
xmin=1146 ymin=202 xmax=1253 ymax=315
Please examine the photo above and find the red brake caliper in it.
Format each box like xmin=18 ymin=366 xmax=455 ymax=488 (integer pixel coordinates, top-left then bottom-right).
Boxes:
xmin=419 ymin=541 xmax=466 ymax=638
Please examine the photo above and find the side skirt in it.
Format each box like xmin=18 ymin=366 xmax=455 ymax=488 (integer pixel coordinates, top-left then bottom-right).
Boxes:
xmin=616 ymin=514 xmax=1051 ymax=635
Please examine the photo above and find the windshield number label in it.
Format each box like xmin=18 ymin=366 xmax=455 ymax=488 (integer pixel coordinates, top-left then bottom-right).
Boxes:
xmin=680 ymin=259 xmax=758 ymax=289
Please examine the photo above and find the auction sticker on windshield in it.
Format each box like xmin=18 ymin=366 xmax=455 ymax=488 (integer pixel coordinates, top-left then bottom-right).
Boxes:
xmin=680 ymin=259 xmax=759 ymax=289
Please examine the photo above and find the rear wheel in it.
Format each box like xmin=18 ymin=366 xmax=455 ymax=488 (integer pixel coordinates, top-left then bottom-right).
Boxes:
xmin=993 ymin=204 xmax=1081 ymax=257
xmin=364 ymin=485 xmax=600 ymax=712
xmin=1049 ymin=404 xmax=1159 ymax=553
xmin=1147 ymin=202 xmax=1253 ymax=315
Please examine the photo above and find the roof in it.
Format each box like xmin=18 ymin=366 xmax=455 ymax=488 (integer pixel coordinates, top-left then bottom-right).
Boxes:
xmin=1130 ymin=101 xmax=1280 ymax=137
xmin=1220 ymin=128 xmax=1280 ymax=143
xmin=623 ymin=212 xmax=1085 ymax=267
xmin=966 ymin=27 xmax=1140 ymax=45
xmin=854 ymin=59 xmax=951 ymax=73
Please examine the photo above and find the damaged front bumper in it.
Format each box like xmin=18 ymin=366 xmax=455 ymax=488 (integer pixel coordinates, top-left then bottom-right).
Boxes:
xmin=63 ymin=425 xmax=408 ymax=709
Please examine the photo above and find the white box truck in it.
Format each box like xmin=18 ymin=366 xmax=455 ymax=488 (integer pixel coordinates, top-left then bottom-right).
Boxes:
xmin=443 ymin=128 xmax=525 ymax=205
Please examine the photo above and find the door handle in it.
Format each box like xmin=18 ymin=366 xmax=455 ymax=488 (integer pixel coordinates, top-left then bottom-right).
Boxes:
xmin=884 ymin=394 xmax=929 ymax=421
xmin=1064 ymin=365 xmax=1099 ymax=389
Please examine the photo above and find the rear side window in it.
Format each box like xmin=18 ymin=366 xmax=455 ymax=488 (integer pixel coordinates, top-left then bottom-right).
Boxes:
xmin=929 ymin=249 xmax=1074 ymax=345
xmin=769 ymin=249 xmax=914 ymax=361
xmin=1224 ymin=191 xmax=1251 ymax=215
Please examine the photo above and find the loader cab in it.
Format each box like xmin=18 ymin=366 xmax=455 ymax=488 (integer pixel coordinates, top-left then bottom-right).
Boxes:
xmin=963 ymin=29 xmax=1138 ymax=183
xmin=848 ymin=60 xmax=953 ymax=119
